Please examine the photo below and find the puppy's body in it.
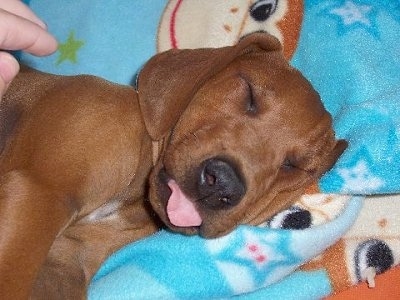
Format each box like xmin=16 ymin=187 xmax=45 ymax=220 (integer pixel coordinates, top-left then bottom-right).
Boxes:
xmin=0 ymin=69 xmax=159 ymax=298
xmin=0 ymin=34 xmax=346 ymax=299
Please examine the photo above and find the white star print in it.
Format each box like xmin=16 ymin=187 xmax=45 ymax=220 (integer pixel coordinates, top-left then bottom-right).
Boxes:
xmin=338 ymin=160 xmax=384 ymax=193
xmin=330 ymin=1 xmax=372 ymax=26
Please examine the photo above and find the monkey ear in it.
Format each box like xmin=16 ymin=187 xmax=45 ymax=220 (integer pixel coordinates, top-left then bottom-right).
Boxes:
xmin=137 ymin=33 xmax=282 ymax=140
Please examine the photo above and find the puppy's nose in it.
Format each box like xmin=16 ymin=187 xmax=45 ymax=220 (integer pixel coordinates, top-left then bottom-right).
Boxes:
xmin=198 ymin=158 xmax=246 ymax=209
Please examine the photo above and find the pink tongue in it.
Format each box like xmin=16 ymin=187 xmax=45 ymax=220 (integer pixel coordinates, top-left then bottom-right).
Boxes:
xmin=166 ymin=179 xmax=202 ymax=227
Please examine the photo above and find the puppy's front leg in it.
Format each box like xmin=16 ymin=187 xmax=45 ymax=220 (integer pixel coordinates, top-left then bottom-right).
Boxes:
xmin=0 ymin=171 xmax=75 ymax=299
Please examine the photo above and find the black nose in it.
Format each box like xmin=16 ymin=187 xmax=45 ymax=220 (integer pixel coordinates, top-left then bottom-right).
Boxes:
xmin=197 ymin=158 xmax=246 ymax=209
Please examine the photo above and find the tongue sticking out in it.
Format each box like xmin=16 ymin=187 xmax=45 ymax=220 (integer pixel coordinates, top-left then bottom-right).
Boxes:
xmin=166 ymin=179 xmax=202 ymax=227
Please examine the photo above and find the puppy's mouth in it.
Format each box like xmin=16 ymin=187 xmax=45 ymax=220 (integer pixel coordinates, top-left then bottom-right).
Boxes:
xmin=156 ymin=168 xmax=202 ymax=232
xmin=154 ymin=157 xmax=246 ymax=235
xmin=166 ymin=179 xmax=203 ymax=227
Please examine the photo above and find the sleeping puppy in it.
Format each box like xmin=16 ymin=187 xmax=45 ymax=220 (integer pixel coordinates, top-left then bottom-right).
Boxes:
xmin=0 ymin=33 xmax=346 ymax=299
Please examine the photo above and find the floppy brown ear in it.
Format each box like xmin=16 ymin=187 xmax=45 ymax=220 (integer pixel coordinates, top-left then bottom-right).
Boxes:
xmin=137 ymin=33 xmax=282 ymax=140
xmin=318 ymin=139 xmax=348 ymax=175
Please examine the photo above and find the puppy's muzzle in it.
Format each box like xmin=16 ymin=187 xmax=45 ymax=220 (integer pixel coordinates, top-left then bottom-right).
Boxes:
xmin=197 ymin=157 xmax=246 ymax=209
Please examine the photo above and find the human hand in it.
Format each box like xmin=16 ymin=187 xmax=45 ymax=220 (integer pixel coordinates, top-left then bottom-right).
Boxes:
xmin=0 ymin=0 xmax=58 ymax=97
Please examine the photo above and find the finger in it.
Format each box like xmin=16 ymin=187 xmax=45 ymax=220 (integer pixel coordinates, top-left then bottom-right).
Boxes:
xmin=0 ymin=11 xmax=58 ymax=56
xmin=0 ymin=79 xmax=7 ymax=99
xmin=0 ymin=51 xmax=19 ymax=98
xmin=0 ymin=0 xmax=47 ymax=28
xmin=0 ymin=51 xmax=20 ymax=83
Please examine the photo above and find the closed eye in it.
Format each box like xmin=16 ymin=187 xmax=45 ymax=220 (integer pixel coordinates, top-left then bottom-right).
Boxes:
xmin=281 ymin=158 xmax=296 ymax=171
xmin=281 ymin=157 xmax=313 ymax=175
xmin=244 ymin=81 xmax=258 ymax=115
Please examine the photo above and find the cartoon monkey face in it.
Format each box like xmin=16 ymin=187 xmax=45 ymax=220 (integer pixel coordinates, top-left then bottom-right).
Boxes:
xmin=157 ymin=0 xmax=303 ymax=59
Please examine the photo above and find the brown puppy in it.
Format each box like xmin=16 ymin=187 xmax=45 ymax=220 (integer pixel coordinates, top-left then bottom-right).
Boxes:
xmin=0 ymin=33 xmax=346 ymax=299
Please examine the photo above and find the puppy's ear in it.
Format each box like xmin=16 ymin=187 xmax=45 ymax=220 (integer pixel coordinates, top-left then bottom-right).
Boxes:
xmin=317 ymin=139 xmax=348 ymax=176
xmin=137 ymin=33 xmax=282 ymax=140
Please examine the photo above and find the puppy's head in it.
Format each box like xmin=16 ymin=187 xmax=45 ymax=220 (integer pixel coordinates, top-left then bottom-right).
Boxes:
xmin=138 ymin=33 xmax=347 ymax=238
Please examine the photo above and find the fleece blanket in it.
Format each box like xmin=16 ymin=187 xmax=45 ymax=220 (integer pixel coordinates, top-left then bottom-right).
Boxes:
xmin=19 ymin=0 xmax=400 ymax=299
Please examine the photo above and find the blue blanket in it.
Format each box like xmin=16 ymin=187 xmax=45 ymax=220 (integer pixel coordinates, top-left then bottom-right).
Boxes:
xmin=89 ymin=196 xmax=362 ymax=300
xmin=20 ymin=0 xmax=400 ymax=298
xmin=291 ymin=1 xmax=400 ymax=194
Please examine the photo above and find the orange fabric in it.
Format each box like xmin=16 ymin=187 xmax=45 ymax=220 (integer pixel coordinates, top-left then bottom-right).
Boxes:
xmin=327 ymin=266 xmax=400 ymax=299
xmin=278 ymin=0 xmax=303 ymax=59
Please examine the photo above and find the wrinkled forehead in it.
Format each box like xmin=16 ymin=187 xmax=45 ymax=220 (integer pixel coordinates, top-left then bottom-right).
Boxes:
xmin=236 ymin=63 xmax=328 ymax=133
xmin=248 ymin=59 xmax=324 ymax=109
xmin=235 ymin=49 xmax=290 ymax=75
xmin=238 ymin=54 xmax=307 ymax=86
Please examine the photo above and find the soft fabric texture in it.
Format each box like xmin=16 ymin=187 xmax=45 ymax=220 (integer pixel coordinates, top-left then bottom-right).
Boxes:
xmin=88 ymin=195 xmax=363 ymax=300
xmin=291 ymin=0 xmax=400 ymax=195
xmin=19 ymin=0 xmax=400 ymax=298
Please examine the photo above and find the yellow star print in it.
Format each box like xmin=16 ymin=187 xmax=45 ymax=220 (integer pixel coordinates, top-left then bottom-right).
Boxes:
xmin=56 ymin=31 xmax=84 ymax=65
